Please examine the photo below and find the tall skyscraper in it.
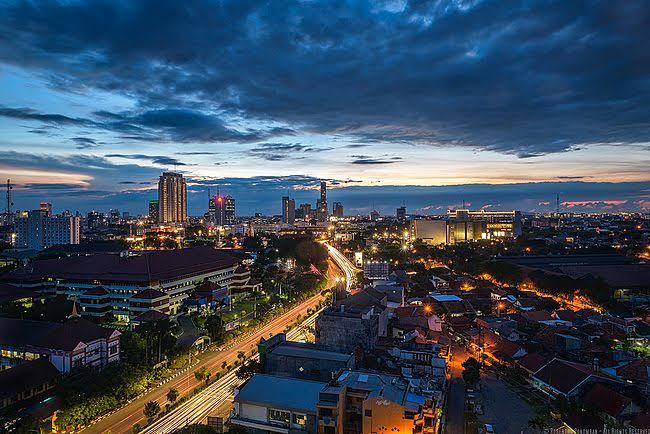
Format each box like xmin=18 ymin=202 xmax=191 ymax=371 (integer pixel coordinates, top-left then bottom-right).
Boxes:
xmin=318 ymin=180 xmax=328 ymax=222
xmin=299 ymin=203 xmax=312 ymax=221
xmin=158 ymin=172 xmax=187 ymax=224
xmin=209 ymin=194 xmax=236 ymax=226
xmin=396 ymin=206 xmax=406 ymax=220
xmin=333 ymin=202 xmax=344 ymax=218
xmin=149 ymin=200 xmax=159 ymax=222
xmin=282 ymin=196 xmax=295 ymax=224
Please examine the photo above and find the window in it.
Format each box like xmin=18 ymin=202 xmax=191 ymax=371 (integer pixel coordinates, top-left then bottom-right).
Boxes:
xmin=268 ymin=409 xmax=290 ymax=426
xmin=364 ymin=410 xmax=372 ymax=417
xmin=109 ymin=345 xmax=118 ymax=355
xmin=292 ymin=413 xmax=307 ymax=426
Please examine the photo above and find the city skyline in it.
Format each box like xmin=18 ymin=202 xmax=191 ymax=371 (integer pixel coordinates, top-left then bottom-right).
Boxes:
xmin=1 ymin=0 xmax=649 ymax=214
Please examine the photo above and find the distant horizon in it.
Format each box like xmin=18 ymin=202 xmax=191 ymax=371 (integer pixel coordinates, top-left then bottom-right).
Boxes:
xmin=9 ymin=178 xmax=650 ymax=217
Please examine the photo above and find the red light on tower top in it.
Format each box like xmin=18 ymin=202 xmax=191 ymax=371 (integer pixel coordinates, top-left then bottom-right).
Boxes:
xmin=217 ymin=196 xmax=223 ymax=203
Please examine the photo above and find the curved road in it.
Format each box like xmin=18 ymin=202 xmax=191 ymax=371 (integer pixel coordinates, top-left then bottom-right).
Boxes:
xmin=82 ymin=294 xmax=324 ymax=434
xmin=323 ymin=242 xmax=359 ymax=291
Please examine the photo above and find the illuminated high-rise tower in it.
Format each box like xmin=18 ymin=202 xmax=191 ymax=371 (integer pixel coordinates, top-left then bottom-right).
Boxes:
xmin=318 ymin=180 xmax=328 ymax=222
xmin=158 ymin=172 xmax=187 ymax=224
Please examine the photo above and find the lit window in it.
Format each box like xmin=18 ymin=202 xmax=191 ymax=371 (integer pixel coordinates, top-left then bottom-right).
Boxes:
xmin=293 ymin=414 xmax=307 ymax=426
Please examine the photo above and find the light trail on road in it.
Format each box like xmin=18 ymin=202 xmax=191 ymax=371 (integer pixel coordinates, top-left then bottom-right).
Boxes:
xmin=323 ymin=242 xmax=359 ymax=291
xmin=82 ymin=294 xmax=323 ymax=434
xmin=142 ymin=311 xmax=320 ymax=433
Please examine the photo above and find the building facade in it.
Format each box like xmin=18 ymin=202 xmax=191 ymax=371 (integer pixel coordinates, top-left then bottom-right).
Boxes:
xmin=14 ymin=210 xmax=80 ymax=250
xmin=158 ymin=172 xmax=187 ymax=224
xmin=5 ymin=247 xmax=241 ymax=321
xmin=283 ymin=196 xmax=296 ymax=224
xmin=332 ymin=202 xmax=343 ymax=218
xmin=411 ymin=210 xmax=522 ymax=245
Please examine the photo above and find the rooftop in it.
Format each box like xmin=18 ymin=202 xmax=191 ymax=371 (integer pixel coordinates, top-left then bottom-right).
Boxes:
xmin=0 ymin=358 xmax=60 ymax=399
xmin=271 ymin=342 xmax=353 ymax=362
xmin=0 ymin=317 xmax=119 ymax=351
xmin=235 ymin=374 xmax=326 ymax=413
xmin=4 ymin=246 xmax=239 ymax=285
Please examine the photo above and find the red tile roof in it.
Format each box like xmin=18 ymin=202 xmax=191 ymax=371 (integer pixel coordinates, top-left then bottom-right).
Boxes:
xmin=533 ymin=358 xmax=615 ymax=395
xmin=5 ymin=247 xmax=239 ymax=285
xmin=582 ymin=383 xmax=632 ymax=418
xmin=616 ymin=358 xmax=650 ymax=382
xmin=518 ymin=352 xmax=551 ymax=374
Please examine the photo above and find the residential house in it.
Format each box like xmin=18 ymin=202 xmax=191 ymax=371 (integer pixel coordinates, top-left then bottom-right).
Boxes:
xmin=581 ymin=383 xmax=641 ymax=425
xmin=532 ymin=358 xmax=620 ymax=397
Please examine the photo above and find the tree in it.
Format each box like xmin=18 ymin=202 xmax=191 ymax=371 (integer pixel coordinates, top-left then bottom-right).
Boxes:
xmin=221 ymin=361 xmax=228 ymax=370
xmin=236 ymin=359 xmax=263 ymax=380
xmin=120 ymin=331 xmax=147 ymax=364
xmin=462 ymin=357 xmax=481 ymax=385
xmin=194 ymin=366 xmax=209 ymax=382
xmin=205 ymin=314 xmax=224 ymax=341
xmin=143 ymin=401 xmax=161 ymax=421
xmin=131 ymin=423 xmax=142 ymax=434
xmin=166 ymin=387 xmax=179 ymax=403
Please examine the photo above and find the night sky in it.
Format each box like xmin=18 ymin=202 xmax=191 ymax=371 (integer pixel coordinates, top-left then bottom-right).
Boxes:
xmin=0 ymin=0 xmax=648 ymax=215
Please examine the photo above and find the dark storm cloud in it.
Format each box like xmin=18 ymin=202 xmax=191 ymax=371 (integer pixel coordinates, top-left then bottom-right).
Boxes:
xmin=0 ymin=106 xmax=89 ymax=126
xmin=71 ymin=136 xmax=98 ymax=149
xmin=0 ymin=0 xmax=647 ymax=156
xmin=0 ymin=105 xmax=293 ymax=144
xmin=350 ymin=154 xmax=403 ymax=165
xmin=105 ymin=153 xmax=188 ymax=166
xmin=246 ymin=142 xmax=324 ymax=161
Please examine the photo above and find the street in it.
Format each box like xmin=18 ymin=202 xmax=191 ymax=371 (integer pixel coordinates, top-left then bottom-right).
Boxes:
xmin=81 ymin=293 xmax=324 ymax=434
xmin=445 ymin=343 xmax=468 ymax=434
xmin=323 ymin=242 xmax=359 ymax=291
xmin=478 ymin=370 xmax=537 ymax=434
xmin=141 ymin=310 xmax=320 ymax=433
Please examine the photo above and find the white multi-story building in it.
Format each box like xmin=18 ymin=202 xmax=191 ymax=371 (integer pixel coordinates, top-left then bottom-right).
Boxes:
xmin=6 ymin=246 xmax=242 ymax=322
xmin=14 ymin=210 xmax=80 ymax=250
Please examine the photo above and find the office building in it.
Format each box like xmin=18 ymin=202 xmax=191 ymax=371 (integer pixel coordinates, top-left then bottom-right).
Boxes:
xmin=410 ymin=220 xmax=447 ymax=245
xmin=318 ymin=181 xmax=328 ymax=222
xmin=158 ymin=172 xmax=187 ymax=224
xmin=332 ymin=202 xmax=343 ymax=218
xmin=209 ymin=194 xmax=236 ymax=226
xmin=396 ymin=206 xmax=406 ymax=220
xmin=300 ymin=203 xmax=313 ymax=221
xmin=447 ymin=209 xmax=522 ymax=239
xmin=5 ymin=246 xmax=241 ymax=321
xmin=411 ymin=209 xmax=522 ymax=245
xmin=149 ymin=200 xmax=159 ymax=222
xmin=86 ymin=210 xmax=106 ymax=229
xmin=282 ymin=196 xmax=296 ymax=224
xmin=108 ymin=208 xmax=121 ymax=224
xmin=232 ymin=374 xmax=326 ymax=434
xmin=259 ymin=333 xmax=354 ymax=382
xmin=363 ymin=260 xmax=390 ymax=280
xmin=14 ymin=210 xmax=80 ymax=250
